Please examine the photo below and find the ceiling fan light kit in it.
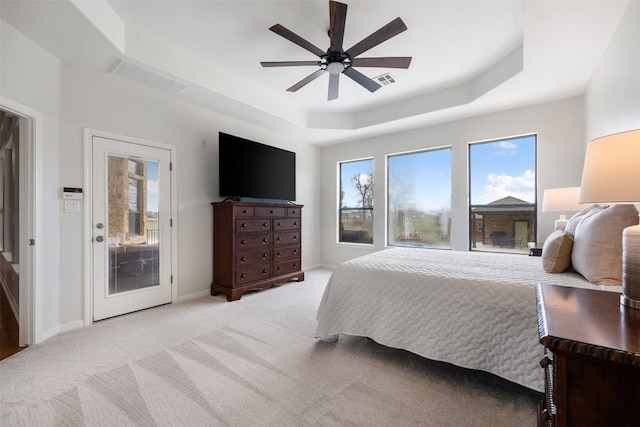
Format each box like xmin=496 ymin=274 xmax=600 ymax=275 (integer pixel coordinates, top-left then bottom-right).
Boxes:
xmin=261 ymin=0 xmax=412 ymax=101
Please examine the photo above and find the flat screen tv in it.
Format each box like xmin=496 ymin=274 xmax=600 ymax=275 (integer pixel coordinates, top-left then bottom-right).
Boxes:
xmin=218 ymin=132 xmax=296 ymax=202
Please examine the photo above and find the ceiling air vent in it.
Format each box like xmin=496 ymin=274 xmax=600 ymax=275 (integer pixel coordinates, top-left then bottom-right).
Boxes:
xmin=108 ymin=60 xmax=187 ymax=95
xmin=373 ymin=73 xmax=396 ymax=86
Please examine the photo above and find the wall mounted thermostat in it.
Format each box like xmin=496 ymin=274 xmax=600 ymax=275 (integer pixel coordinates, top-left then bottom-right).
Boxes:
xmin=63 ymin=187 xmax=83 ymax=200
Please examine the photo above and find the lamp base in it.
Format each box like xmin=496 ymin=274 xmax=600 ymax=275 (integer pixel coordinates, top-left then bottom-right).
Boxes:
xmin=621 ymin=219 xmax=640 ymax=310
xmin=620 ymin=294 xmax=640 ymax=309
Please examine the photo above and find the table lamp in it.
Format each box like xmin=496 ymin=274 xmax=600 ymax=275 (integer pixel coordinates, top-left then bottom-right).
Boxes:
xmin=579 ymin=129 xmax=640 ymax=309
xmin=541 ymin=187 xmax=583 ymax=231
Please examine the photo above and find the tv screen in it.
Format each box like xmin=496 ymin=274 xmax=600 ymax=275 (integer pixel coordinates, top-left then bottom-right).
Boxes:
xmin=218 ymin=132 xmax=296 ymax=202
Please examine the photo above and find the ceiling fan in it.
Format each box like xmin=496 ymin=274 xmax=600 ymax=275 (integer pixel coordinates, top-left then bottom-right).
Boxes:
xmin=260 ymin=0 xmax=412 ymax=101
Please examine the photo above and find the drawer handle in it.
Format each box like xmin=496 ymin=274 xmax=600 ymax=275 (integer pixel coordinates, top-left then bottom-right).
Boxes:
xmin=277 ymin=222 xmax=282 ymax=227
xmin=240 ymin=257 xmax=246 ymax=262
xmin=240 ymin=240 xmax=247 ymax=245
xmin=277 ymin=251 xmax=282 ymax=257
xmin=277 ymin=237 xmax=281 ymax=242
xmin=242 ymin=209 xmax=248 ymax=214
xmin=277 ymin=266 xmax=281 ymax=271
xmin=241 ymin=223 xmax=247 ymax=229
xmin=293 ymin=249 xmax=298 ymax=254
xmin=293 ymin=263 xmax=298 ymax=268
xmin=262 ymin=254 xmax=267 ymax=259
xmin=294 ymin=222 xmax=298 ymax=226
xmin=262 ymin=222 xmax=268 ymax=228
xmin=270 ymin=210 xmax=274 ymax=214
xmin=262 ymin=238 xmax=268 ymax=244
xmin=262 ymin=269 xmax=268 ymax=275
xmin=240 ymin=273 xmax=246 ymax=279
xmin=293 ymin=235 xmax=298 ymax=240
xmin=540 ymin=356 xmax=553 ymax=368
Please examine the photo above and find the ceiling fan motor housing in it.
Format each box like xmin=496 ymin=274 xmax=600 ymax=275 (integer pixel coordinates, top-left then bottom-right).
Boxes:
xmin=320 ymin=52 xmax=352 ymax=74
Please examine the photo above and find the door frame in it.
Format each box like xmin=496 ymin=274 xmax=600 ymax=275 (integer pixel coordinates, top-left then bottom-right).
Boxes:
xmin=0 ymin=96 xmax=42 ymax=347
xmin=83 ymin=128 xmax=178 ymax=325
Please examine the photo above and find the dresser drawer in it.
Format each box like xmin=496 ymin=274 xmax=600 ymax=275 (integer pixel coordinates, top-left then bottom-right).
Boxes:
xmin=236 ymin=218 xmax=271 ymax=233
xmin=236 ymin=248 xmax=271 ymax=266
xmin=234 ymin=206 xmax=254 ymax=217
xmin=274 ymin=259 xmax=301 ymax=276
xmin=273 ymin=245 xmax=301 ymax=261
xmin=256 ymin=206 xmax=286 ymax=217
xmin=273 ymin=218 xmax=300 ymax=231
xmin=236 ymin=234 xmax=270 ymax=249
xmin=273 ymin=231 xmax=300 ymax=246
xmin=287 ymin=207 xmax=301 ymax=217
xmin=236 ymin=264 xmax=270 ymax=284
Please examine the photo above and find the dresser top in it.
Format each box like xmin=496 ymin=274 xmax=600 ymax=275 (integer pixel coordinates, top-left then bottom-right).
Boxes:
xmin=212 ymin=200 xmax=303 ymax=208
xmin=536 ymin=284 xmax=640 ymax=366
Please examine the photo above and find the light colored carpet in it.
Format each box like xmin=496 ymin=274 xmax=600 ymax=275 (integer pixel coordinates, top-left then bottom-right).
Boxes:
xmin=0 ymin=268 xmax=539 ymax=426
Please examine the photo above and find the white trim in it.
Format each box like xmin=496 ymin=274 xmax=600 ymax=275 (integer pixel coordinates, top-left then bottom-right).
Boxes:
xmin=41 ymin=319 xmax=85 ymax=342
xmin=0 ymin=96 xmax=43 ymax=347
xmin=176 ymin=289 xmax=210 ymax=303
xmin=83 ymin=128 xmax=178 ymax=325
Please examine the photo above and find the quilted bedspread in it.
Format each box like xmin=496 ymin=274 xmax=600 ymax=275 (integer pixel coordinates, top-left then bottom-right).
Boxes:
xmin=315 ymin=247 xmax=619 ymax=392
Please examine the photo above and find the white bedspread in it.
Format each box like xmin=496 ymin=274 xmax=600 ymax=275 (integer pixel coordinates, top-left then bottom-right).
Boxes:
xmin=315 ymin=247 xmax=619 ymax=392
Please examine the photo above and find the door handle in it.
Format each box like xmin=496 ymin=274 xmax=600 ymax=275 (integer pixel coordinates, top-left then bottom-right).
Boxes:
xmin=95 ymin=236 xmax=105 ymax=242
xmin=96 ymin=223 xmax=104 ymax=229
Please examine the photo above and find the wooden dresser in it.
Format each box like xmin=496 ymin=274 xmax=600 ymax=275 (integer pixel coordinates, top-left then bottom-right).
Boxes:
xmin=536 ymin=284 xmax=640 ymax=427
xmin=211 ymin=201 xmax=304 ymax=301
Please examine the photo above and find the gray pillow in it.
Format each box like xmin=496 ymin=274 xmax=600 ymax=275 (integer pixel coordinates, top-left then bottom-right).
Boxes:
xmin=571 ymin=204 xmax=639 ymax=285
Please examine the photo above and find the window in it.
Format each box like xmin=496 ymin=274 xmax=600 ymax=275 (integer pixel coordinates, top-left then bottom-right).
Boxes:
xmin=469 ymin=135 xmax=536 ymax=254
xmin=339 ymin=159 xmax=374 ymax=244
xmin=387 ymin=147 xmax=452 ymax=249
xmin=128 ymin=159 xmax=145 ymax=237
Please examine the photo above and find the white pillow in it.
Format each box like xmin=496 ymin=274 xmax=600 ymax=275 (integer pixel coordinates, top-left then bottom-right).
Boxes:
xmin=564 ymin=204 xmax=602 ymax=237
xmin=571 ymin=204 xmax=639 ymax=285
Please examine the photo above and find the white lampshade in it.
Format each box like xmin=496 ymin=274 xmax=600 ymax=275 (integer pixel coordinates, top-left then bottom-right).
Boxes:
xmin=579 ymin=129 xmax=640 ymax=204
xmin=542 ymin=187 xmax=583 ymax=220
xmin=579 ymin=129 xmax=640 ymax=309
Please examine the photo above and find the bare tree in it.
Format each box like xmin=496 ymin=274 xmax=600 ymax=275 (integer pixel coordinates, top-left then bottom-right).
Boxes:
xmin=351 ymin=172 xmax=373 ymax=219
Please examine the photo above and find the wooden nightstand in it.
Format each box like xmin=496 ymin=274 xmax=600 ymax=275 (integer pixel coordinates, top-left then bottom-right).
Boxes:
xmin=535 ymin=284 xmax=640 ymax=427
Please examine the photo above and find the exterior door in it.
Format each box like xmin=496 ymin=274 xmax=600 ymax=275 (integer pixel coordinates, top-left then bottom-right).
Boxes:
xmin=514 ymin=220 xmax=528 ymax=248
xmin=91 ymin=136 xmax=172 ymax=321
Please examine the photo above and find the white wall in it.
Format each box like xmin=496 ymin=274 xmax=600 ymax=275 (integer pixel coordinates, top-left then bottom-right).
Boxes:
xmin=584 ymin=1 xmax=640 ymax=141
xmin=58 ymin=64 xmax=320 ymax=326
xmin=1 ymin=19 xmax=62 ymax=340
xmin=319 ymin=97 xmax=586 ymax=266
xmin=2 ymin=17 xmax=320 ymax=338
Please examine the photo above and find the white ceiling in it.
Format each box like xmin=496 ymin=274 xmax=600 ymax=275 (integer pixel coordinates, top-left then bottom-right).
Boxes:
xmin=0 ymin=0 xmax=629 ymax=145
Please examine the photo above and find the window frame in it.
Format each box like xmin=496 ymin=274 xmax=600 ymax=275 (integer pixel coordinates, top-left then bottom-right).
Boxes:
xmin=386 ymin=146 xmax=453 ymax=250
xmin=467 ymin=134 xmax=537 ymax=254
xmin=337 ymin=157 xmax=374 ymax=245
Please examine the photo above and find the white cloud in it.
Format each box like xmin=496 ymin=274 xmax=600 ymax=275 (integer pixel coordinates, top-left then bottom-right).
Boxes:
xmin=478 ymin=169 xmax=535 ymax=204
xmin=493 ymin=140 xmax=518 ymax=156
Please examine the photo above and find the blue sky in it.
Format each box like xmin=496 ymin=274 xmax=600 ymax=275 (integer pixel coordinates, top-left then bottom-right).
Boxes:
xmin=341 ymin=135 xmax=536 ymax=210
xmin=469 ymin=135 xmax=536 ymax=204
xmin=388 ymin=148 xmax=452 ymax=212
xmin=146 ymin=160 xmax=159 ymax=213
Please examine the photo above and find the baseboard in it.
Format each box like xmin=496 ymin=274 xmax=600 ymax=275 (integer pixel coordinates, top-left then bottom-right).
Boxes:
xmin=177 ymin=289 xmax=211 ymax=303
xmin=41 ymin=319 xmax=85 ymax=342
xmin=305 ymin=263 xmax=336 ymax=271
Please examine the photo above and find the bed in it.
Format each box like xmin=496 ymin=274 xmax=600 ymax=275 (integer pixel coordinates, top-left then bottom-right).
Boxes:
xmin=315 ymin=247 xmax=620 ymax=392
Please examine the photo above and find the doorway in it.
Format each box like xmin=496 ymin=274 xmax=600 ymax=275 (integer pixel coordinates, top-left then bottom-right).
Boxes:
xmin=85 ymin=130 xmax=177 ymax=322
xmin=0 ymin=97 xmax=41 ymax=347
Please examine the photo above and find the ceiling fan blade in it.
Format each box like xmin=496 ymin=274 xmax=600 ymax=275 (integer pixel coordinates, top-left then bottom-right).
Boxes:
xmin=286 ymin=69 xmax=325 ymax=92
xmin=345 ymin=17 xmax=408 ymax=58
xmin=352 ymin=57 xmax=412 ymax=68
xmin=269 ymin=24 xmax=326 ymax=57
xmin=261 ymin=61 xmax=319 ymax=67
xmin=329 ymin=1 xmax=348 ymax=52
xmin=328 ymin=73 xmax=340 ymax=100
xmin=343 ymin=67 xmax=381 ymax=93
